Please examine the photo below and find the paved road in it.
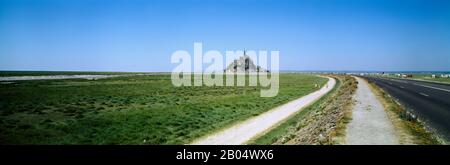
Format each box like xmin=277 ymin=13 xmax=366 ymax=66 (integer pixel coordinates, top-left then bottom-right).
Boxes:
xmin=191 ymin=77 xmax=336 ymax=145
xmin=363 ymin=76 xmax=450 ymax=141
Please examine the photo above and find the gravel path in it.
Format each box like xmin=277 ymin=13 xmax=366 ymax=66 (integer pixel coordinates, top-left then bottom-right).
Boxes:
xmin=345 ymin=77 xmax=399 ymax=145
xmin=191 ymin=77 xmax=336 ymax=145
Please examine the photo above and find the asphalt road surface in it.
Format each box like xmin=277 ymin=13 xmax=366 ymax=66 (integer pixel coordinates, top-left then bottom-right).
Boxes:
xmin=363 ymin=76 xmax=450 ymax=141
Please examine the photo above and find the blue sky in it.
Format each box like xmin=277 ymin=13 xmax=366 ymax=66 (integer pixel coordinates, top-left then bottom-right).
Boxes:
xmin=1 ymin=0 xmax=449 ymax=72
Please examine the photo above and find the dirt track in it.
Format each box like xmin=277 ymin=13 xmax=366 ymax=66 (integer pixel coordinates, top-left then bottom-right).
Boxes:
xmin=191 ymin=76 xmax=336 ymax=145
xmin=345 ymin=77 xmax=399 ymax=145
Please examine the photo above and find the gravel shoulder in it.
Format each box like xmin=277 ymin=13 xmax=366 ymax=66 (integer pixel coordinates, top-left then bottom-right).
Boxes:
xmin=345 ymin=77 xmax=399 ymax=145
xmin=191 ymin=76 xmax=336 ymax=145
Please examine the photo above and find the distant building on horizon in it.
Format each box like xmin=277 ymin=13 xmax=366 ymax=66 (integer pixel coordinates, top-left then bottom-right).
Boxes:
xmin=224 ymin=51 xmax=269 ymax=73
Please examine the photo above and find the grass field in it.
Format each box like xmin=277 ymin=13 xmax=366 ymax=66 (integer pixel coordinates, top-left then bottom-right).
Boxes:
xmin=382 ymin=73 xmax=450 ymax=84
xmin=0 ymin=73 xmax=327 ymax=144
xmin=410 ymin=74 xmax=450 ymax=84
xmin=249 ymin=75 xmax=356 ymax=145
xmin=0 ymin=71 xmax=137 ymax=77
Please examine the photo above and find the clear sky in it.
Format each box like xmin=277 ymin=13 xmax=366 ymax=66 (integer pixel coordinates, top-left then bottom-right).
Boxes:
xmin=1 ymin=0 xmax=449 ymax=72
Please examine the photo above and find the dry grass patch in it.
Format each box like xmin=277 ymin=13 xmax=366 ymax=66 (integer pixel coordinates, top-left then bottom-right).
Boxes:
xmin=250 ymin=75 xmax=357 ymax=145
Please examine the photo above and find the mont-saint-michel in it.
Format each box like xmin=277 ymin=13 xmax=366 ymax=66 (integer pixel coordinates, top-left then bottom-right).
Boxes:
xmin=1 ymin=0 xmax=448 ymax=160
xmin=224 ymin=51 xmax=269 ymax=73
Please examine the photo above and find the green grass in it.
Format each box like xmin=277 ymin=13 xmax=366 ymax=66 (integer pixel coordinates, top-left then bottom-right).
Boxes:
xmin=382 ymin=73 xmax=450 ymax=84
xmin=0 ymin=71 xmax=147 ymax=77
xmin=410 ymin=74 xmax=450 ymax=84
xmin=249 ymin=77 xmax=342 ymax=145
xmin=0 ymin=73 xmax=326 ymax=144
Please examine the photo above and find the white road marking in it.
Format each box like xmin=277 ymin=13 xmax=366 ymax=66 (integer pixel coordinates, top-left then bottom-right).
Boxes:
xmin=419 ymin=92 xmax=429 ymax=97
xmin=413 ymin=83 xmax=450 ymax=93
xmin=389 ymin=79 xmax=408 ymax=84
xmin=399 ymin=86 xmax=405 ymax=89
xmin=394 ymin=100 xmax=402 ymax=106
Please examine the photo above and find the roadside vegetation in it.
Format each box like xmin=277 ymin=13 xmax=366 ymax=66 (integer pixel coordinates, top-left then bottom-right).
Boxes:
xmin=410 ymin=74 xmax=450 ymax=84
xmin=250 ymin=75 xmax=356 ymax=145
xmin=382 ymin=73 xmax=450 ymax=84
xmin=0 ymin=73 xmax=326 ymax=144
xmin=367 ymin=81 xmax=442 ymax=144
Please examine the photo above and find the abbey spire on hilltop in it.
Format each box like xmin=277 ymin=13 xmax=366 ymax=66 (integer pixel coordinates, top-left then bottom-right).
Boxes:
xmin=224 ymin=51 xmax=269 ymax=73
